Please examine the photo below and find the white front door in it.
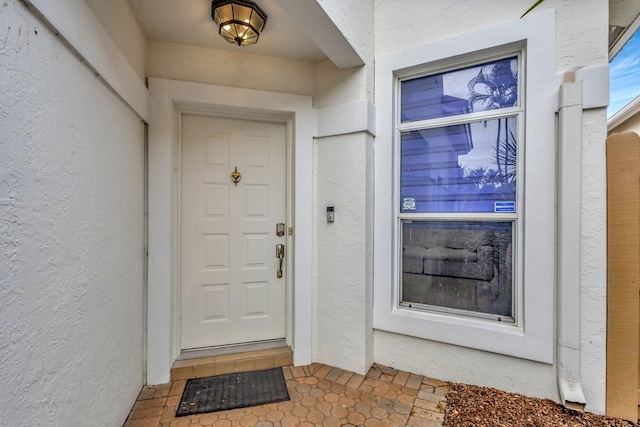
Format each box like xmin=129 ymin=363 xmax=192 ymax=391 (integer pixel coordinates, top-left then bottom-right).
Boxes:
xmin=180 ymin=115 xmax=287 ymax=350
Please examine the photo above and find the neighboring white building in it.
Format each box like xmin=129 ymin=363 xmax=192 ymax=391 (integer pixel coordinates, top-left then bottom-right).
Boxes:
xmin=1 ymin=0 xmax=630 ymax=425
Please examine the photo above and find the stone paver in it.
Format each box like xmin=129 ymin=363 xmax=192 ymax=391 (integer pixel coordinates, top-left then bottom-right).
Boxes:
xmin=124 ymin=363 xmax=448 ymax=427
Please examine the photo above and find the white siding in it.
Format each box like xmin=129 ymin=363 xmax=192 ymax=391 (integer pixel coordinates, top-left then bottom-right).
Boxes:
xmin=0 ymin=1 xmax=145 ymax=425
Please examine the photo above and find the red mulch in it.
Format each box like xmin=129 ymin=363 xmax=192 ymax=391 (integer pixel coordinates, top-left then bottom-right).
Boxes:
xmin=444 ymin=383 xmax=637 ymax=427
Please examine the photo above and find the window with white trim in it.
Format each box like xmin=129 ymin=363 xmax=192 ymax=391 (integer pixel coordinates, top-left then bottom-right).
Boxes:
xmin=373 ymin=11 xmax=556 ymax=363
xmin=398 ymin=55 xmax=521 ymax=322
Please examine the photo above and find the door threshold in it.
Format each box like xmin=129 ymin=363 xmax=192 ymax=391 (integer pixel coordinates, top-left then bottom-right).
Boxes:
xmin=179 ymin=338 xmax=287 ymax=360
xmin=171 ymin=341 xmax=292 ymax=381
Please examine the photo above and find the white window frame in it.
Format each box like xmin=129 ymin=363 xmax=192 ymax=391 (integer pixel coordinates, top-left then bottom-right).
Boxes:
xmin=397 ymin=52 xmax=523 ymax=323
xmin=373 ymin=10 xmax=558 ymax=363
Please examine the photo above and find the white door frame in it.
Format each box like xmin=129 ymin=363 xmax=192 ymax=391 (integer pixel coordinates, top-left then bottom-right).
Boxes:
xmin=179 ymin=113 xmax=289 ymax=349
xmin=147 ymin=78 xmax=315 ymax=385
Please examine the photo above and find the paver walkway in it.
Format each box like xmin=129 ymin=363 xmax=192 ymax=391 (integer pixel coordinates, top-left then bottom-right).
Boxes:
xmin=124 ymin=363 xmax=449 ymax=427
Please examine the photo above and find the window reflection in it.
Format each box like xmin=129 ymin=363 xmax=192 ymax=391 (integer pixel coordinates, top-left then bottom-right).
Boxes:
xmin=400 ymin=119 xmax=517 ymax=213
xmin=400 ymin=57 xmax=518 ymax=122
xmin=401 ymin=221 xmax=513 ymax=319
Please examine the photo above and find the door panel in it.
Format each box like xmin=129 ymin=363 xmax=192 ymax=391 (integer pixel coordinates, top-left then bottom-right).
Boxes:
xmin=181 ymin=115 xmax=287 ymax=350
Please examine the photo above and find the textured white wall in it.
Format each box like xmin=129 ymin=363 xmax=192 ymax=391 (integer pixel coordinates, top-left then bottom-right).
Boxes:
xmin=375 ymin=0 xmax=608 ymax=68
xmin=315 ymin=0 xmax=374 ymax=101
xmin=374 ymin=330 xmax=559 ymax=398
xmin=579 ymin=107 xmax=608 ymax=412
xmin=314 ymin=132 xmax=374 ymax=374
xmin=147 ymin=41 xmax=317 ymax=96
xmin=316 ymin=0 xmax=372 ymax=63
xmin=311 ymin=0 xmax=374 ymax=376
xmin=372 ymin=0 xmax=609 ymax=413
xmin=315 ymin=60 xmax=367 ymax=108
xmin=0 ymin=1 xmax=145 ymax=425
xmin=84 ymin=0 xmax=147 ymax=80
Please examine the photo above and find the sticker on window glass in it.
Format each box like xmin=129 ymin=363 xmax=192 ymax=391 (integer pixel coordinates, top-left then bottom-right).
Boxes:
xmin=402 ymin=198 xmax=416 ymax=211
xmin=494 ymin=201 xmax=515 ymax=213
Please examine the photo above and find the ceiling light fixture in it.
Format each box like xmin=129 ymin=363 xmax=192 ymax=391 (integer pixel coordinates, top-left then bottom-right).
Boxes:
xmin=211 ymin=0 xmax=268 ymax=47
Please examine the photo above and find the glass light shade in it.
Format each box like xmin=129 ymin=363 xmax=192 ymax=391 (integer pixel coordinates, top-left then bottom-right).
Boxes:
xmin=232 ymin=3 xmax=252 ymax=24
xmin=211 ymin=0 xmax=267 ymax=46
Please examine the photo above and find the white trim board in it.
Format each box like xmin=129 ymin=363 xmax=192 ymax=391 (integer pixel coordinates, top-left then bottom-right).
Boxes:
xmin=317 ymin=100 xmax=376 ymax=138
xmin=146 ymin=78 xmax=315 ymax=384
xmin=25 ymin=0 xmax=149 ymax=121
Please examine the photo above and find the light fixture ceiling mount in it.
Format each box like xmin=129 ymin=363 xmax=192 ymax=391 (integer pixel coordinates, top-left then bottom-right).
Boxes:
xmin=211 ymin=0 xmax=268 ymax=47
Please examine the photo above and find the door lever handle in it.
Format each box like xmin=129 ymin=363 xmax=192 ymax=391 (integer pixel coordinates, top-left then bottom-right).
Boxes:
xmin=276 ymin=244 xmax=285 ymax=278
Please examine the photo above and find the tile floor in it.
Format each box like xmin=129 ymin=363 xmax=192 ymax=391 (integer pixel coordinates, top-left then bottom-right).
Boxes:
xmin=124 ymin=363 xmax=449 ymax=427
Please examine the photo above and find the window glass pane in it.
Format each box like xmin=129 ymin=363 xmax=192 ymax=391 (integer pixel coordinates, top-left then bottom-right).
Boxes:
xmin=400 ymin=117 xmax=517 ymax=214
xmin=400 ymin=57 xmax=518 ymax=123
xmin=401 ymin=221 xmax=513 ymax=319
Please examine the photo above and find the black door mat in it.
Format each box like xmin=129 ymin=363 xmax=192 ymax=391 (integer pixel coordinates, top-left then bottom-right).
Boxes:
xmin=176 ymin=368 xmax=290 ymax=417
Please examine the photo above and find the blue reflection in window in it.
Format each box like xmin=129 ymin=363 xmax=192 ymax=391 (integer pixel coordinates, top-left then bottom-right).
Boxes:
xmin=400 ymin=119 xmax=517 ymax=213
xmin=400 ymin=57 xmax=518 ymax=123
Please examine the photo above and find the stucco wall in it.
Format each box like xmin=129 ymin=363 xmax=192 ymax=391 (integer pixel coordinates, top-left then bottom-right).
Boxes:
xmin=372 ymin=0 xmax=609 ymax=413
xmin=315 ymin=0 xmax=374 ymax=102
xmin=374 ymin=330 xmax=559 ymax=397
xmin=315 ymin=60 xmax=368 ymax=108
xmin=580 ymin=107 xmax=608 ymax=412
xmin=311 ymin=0 xmax=374 ymax=376
xmin=316 ymin=0 xmax=372 ymax=63
xmin=147 ymin=41 xmax=317 ymax=96
xmin=146 ymin=41 xmax=375 ymax=109
xmin=313 ymin=132 xmax=374 ymax=374
xmin=0 ymin=1 xmax=145 ymax=425
xmin=375 ymin=0 xmax=608 ymax=66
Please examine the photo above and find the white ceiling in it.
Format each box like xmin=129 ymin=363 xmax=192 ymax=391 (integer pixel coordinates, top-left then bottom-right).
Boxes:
xmin=128 ymin=0 xmax=328 ymax=62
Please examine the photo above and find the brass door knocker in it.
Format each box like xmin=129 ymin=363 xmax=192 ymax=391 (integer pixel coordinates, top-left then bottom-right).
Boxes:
xmin=231 ymin=167 xmax=241 ymax=186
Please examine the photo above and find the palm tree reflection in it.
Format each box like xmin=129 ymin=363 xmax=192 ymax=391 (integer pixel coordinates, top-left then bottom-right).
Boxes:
xmin=467 ymin=58 xmax=518 ymax=190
